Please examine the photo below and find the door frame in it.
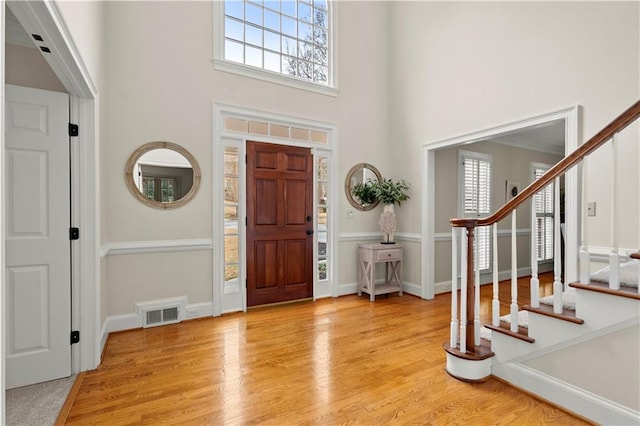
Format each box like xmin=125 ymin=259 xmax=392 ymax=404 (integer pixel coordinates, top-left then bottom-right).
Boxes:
xmin=213 ymin=103 xmax=338 ymax=315
xmin=2 ymin=1 xmax=100 ymax=416
xmin=421 ymin=105 xmax=580 ymax=299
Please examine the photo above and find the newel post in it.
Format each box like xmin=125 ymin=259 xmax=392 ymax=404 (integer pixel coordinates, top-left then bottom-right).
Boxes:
xmin=465 ymin=225 xmax=476 ymax=351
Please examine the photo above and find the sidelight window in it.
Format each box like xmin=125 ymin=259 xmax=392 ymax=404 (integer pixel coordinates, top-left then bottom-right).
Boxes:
xmin=316 ymin=155 xmax=329 ymax=281
xmin=224 ymin=147 xmax=240 ymax=293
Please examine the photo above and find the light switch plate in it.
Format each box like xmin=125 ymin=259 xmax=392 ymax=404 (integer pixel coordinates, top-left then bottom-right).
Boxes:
xmin=587 ymin=202 xmax=596 ymax=217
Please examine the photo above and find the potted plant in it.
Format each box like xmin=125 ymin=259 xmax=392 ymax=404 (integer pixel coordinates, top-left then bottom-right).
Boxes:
xmin=371 ymin=178 xmax=410 ymax=207
xmin=351 ymin=180 xmax=378 ymax=207
xmin=363 ymin=178 xmax=411 ymax=244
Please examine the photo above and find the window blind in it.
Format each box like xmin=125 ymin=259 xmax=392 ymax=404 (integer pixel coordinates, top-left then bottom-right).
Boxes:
xmin=462 ymin=155 xmax=491 ymax=271
xmin=534 ymin=167 xmax=554 ymax=261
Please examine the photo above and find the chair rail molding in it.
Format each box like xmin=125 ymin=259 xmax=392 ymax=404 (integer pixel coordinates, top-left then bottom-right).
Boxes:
xmin=101 ymin=239 xmax=213 ymax=257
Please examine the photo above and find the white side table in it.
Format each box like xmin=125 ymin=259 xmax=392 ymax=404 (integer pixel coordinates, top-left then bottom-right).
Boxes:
xmin=357 ymin=243 xmax=403 ymax=301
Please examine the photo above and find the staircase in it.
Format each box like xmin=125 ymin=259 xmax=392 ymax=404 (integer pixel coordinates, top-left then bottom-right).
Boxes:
xmin=443 ymin=100 xmax=640 ymax=425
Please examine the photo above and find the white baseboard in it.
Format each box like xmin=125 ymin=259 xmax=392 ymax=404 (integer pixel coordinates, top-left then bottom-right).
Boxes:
xmin=587 ymin=246 xmax=637 ymax=263
xmin=338 ymin=281 xmax=419 ymax=298
xmin=434 ymin=264 xmax=554 ymax=295
xmin=493 ymin=363 xmax=640 ymax=425
xmin=106 ymin=313 xmax=141 ymax=333
xmin=184 ymin=301 xmax=213 ymax=319
xmin=101 ymin=301 xmax=215 ymax=348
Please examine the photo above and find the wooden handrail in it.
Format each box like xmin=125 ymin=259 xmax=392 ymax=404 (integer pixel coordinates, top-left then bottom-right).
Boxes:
xmin=451 ymin=100 xmax=640 ymax=228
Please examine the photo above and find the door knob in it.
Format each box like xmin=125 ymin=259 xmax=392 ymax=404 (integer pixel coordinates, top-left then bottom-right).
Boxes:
xmin=306 ymin=229 xmax=314 ymax=235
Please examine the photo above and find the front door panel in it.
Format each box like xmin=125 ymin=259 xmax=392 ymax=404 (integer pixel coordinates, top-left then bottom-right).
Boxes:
xmin=246 ymin=142 xmax=313 ymax=306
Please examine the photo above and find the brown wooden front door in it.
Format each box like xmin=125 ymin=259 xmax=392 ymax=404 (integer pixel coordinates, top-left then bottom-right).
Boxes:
xmin=246 ymin=141 xmax=314 ymax=306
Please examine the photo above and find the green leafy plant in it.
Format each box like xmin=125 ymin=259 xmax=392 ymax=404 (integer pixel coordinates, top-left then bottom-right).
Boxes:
xmin=372 ymin=178 xmax=411 ymax=207
xmin=351 ymin=180 xmax=378 ymax=206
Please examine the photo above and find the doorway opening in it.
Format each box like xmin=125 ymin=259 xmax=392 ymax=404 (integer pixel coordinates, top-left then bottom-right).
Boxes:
xmin=421 ymin=106 xmax=580 ymax=299
xmin=3 ymin=0 xmax=100 ymax=401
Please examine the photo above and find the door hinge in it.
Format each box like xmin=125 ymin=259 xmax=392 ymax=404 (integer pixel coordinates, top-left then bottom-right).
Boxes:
xmin=70 ymin=330 xmax=80 ymax=345
xmin=69 ymin=227 xmax=80 ymax=240
xmin=69 ymin=123 xmax=79 ymax=137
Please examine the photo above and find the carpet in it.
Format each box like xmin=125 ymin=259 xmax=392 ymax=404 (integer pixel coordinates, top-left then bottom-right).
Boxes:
xmin=6 ymin=375 xmax=75 ymax=426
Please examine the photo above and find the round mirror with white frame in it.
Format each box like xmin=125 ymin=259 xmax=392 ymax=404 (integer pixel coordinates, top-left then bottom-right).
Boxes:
xmin=125 ymin=141 xmax=201 ymax=209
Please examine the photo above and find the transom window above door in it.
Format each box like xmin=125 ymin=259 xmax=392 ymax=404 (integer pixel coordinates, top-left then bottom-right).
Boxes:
xmin=214 ymin=0 xmax=336 ymax=95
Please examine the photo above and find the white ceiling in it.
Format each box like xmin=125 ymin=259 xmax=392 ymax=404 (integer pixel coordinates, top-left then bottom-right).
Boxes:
xmin=488 ymin=119 xmax=566 ymax=156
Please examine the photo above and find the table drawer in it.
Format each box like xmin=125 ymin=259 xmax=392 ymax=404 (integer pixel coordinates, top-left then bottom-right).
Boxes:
xmin=376 ymin=248 xmax=401 ymax=261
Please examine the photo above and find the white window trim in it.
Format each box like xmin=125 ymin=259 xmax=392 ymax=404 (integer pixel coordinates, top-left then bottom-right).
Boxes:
xmin=458 ymin=149 xmax=493 ymax=272
xmin=457 ymin=150 xmax=493 ymax=217
xmin=213 ymin=103 xmax=338 ymax=315
xmin=212 ymin=0 xmax=339 ymax=97
xmin=531 ymin=162 xmax=555 ymax=262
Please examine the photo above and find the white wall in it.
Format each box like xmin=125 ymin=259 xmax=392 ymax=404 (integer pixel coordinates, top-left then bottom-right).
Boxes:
xmin=55 ymin=0 xmax=640 ymax=325
xmin=389 ymin=1 xmax=640 ymax=284
xmin=54 ymin=0 xmax=105 ymax=92
xmin=4 ymin=44 xmax=66 ymax=92
xmin=101 ymin=1 xmax=392 ymax=316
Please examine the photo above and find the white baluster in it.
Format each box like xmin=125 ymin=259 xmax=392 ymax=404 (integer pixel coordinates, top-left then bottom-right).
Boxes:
xmin=553 ymin=176 xmax=563 ymax=313
xmin=530 ymin=187 xmax=539 ymax=308
xmin=492 ymin=223 xmax=500 ymax=326
xmin=474 ymin=228 xmax=481 ymax=346
xmin=450 ymin=227 xmax=458 ymax=347
xmin=510 ymin=211 xmax=519 ymax=333
xmin=460 ymin=228 xmax=467 ymax=353
xmin=609 ymin=134 xmax=620 ymax=290
xmin=580 ymin=157 xmax=590 ymax=284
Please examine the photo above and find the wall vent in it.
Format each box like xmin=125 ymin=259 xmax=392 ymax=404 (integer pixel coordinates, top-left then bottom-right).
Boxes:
xmin=135 ymin=296 xmax=186 ymax=328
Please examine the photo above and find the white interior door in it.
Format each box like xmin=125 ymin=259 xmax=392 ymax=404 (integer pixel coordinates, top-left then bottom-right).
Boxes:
xmin=5 ymin=84 xmax=71 ymax=389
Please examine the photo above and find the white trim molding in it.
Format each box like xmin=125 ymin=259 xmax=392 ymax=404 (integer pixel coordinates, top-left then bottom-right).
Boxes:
xmin=587 ymin=245 xmax=637 ymax=263
xmin=493 ymin=317 xmax=640 ymax=425
xmin=100 ymin=301 xmax=215 ymax=355
xmin=435 ymin=264 xmax=554 ymax=295
xmin=211 ymin=0 xmax=339 ymax=97
xmin=435 ymin=228 xmax=532 ymax=242
xmin=213 ymin=103 xmax=338 ymax=315
xmin=422 ymin=105 xmax=580 ymax=305
xmin=101 ymin=239 xmax=213 ymax=257
xmin=338 ymin=232 xmax=421 ymax=243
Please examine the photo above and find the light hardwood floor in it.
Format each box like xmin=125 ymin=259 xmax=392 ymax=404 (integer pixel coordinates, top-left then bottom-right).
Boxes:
xmin=63 ymin=275 xmax=591 ymax=425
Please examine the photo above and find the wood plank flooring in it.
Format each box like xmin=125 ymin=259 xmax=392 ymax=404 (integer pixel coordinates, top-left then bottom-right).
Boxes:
xmin=63 ymin=276 xmax=591 ymax=425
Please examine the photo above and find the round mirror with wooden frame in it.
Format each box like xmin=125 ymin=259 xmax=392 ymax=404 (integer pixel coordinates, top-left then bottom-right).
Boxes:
xmin=125 ymin=141 xmax=201 ymax=209
xmin=345 ymin=163 xmax=382 ymax=211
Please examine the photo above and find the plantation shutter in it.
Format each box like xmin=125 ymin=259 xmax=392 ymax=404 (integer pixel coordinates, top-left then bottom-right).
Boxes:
xmin=462 ymin=154 xmax=491 ymax=271
xmin=534 ymin=167 xmax=554 ymax=261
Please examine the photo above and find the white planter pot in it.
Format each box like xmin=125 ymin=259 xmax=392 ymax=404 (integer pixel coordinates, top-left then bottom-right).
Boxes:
xmin=379 ymin=204 xmax=397 ymax=244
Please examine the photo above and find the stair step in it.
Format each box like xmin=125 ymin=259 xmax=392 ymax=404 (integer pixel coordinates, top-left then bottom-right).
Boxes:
xmin=522 ymin=303 xmax=584 ymax=324
xmin=540 ymin=292 xmax=575 ymax=311
xmin=443 ymin=338 xmax=494 ymax=361
xmin=569 ymin=281 xmax=640 ymax=301
xmin=484 ymin=322 xmax=535 ymax=343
